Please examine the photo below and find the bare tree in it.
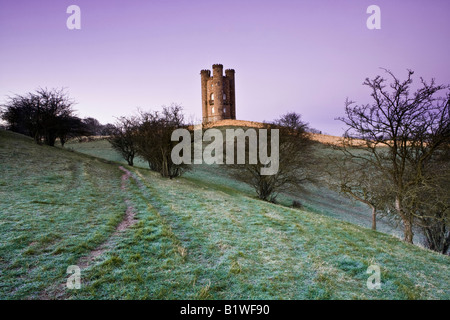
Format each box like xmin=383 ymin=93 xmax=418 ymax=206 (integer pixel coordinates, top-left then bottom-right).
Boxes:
xmin=411 ymin=143 xmax=450 ymax=253
xmin=108 ymin=116 xmax=139 ymax=166
xmin=327 ymin=153 xmax=388 ymax=230
xmin=230 ymin=112 xmax=313 ymax=202
xmin=82 ymin=117 xmax=103 ymax=136
xmin=135 ymin=104 xmax=190 ymax=178
xmin=101 ymin=123 xmax=116 ymax=136
xmin=57 ymin=115 xmax=90 ymax=147
xmin=338 ymin=69 xmax=449 ymax=244
xmin=1 ymin=88 xmax=78 ymax=146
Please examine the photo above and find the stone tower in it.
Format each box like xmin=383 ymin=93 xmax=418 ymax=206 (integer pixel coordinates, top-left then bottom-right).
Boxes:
xmin=201 ymin=64 xmax=236 ymax=123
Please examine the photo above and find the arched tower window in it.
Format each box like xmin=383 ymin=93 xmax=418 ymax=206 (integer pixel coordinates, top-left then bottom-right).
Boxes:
xmin=223 ymin=93 xmax=226 ymax=100
xmin=210 ymin=93 xmax=214 ymax=101
xmin=212 ymin=107 xmax=215 ymax=114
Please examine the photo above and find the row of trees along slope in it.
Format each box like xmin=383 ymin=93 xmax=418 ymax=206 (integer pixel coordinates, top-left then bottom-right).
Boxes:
xmin=0 ymin=88 xmax=111 ymax=146
xmin=108 ymin=107 xmax=315 ymax=196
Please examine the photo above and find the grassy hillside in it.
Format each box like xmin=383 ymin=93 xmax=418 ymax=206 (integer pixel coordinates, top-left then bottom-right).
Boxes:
xmin=0 ymin=130 xmax=127 ymax=299
xmin=66 ymin=133 xmax=404 ymax=239
xmin=1 ymin=129 xmax=449 ymax=299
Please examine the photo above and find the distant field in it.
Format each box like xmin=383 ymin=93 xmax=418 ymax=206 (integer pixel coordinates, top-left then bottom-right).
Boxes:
xmin=1 ymin=129 xmax=449 ymax=299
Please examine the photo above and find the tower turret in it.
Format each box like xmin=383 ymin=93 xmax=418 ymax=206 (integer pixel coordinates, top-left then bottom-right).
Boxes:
xmin=201 ymin=64 xmax=236 ymax=123
xmin=212 ymin=64 xmax=224 ymax=78
xmin=200 ymin=70 xmax=211 ymax=123
xmin=225 ymin=69 xmax=236 ymax=119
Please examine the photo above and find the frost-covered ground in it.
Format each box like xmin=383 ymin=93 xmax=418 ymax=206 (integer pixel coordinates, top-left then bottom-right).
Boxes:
xmin=1 ymin=129 xmax=448 ymax=299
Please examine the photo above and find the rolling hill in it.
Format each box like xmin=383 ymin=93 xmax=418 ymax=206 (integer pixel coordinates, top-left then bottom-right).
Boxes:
xmin=0 ymin=128 xmax=449 ymax=299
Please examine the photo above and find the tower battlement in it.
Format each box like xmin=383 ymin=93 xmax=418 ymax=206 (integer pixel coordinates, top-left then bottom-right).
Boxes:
xmin=201 ymin=64 xmax=236 ymax=123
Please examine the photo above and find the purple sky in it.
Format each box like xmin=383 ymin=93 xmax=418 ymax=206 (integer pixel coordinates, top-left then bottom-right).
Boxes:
xmin=1 ymin=0 xmax=449 ymax=135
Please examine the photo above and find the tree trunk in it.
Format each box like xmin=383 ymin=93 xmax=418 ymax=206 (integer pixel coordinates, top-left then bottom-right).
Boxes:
xmin=370 ymin=205 xmax=377 ymax=231
xmin=395 ymin=196 xmax=414 ymax=244
xmin=403 ymin=220 xmax=414 ymax=243
xmin=127 ymin=155 xmax=133 ymax=166
xmin=423 ymin=220 xmax=450 ymax=254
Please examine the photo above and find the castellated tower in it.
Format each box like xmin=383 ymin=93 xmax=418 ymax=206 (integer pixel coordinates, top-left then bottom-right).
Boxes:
xmin=201 ymin=64 xmax=236 ymax=123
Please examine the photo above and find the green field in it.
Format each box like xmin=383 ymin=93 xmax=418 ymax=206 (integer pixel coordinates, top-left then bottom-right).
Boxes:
xmin=1 ymin=129 xmax=449 ymax=299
